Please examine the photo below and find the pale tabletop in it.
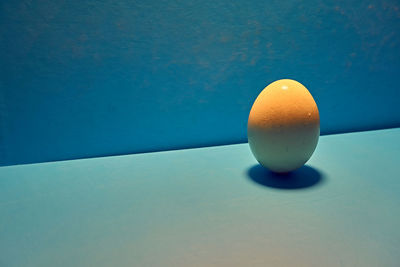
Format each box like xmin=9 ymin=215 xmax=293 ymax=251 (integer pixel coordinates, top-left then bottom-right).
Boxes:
xmin=1 ymin=128 xmax=399 ymax=266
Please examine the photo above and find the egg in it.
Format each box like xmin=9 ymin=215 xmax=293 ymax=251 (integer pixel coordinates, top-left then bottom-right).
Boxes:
xmin=247 ymin=79 xmax=320 ymax=173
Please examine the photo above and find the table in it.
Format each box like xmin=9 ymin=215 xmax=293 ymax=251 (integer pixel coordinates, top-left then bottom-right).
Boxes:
xmin=1 ymin=128 xmax=399 ymax=266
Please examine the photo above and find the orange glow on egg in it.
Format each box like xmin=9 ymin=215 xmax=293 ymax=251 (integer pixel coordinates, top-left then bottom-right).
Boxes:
xmin=248 ymin=79 xmax=320 ymax=173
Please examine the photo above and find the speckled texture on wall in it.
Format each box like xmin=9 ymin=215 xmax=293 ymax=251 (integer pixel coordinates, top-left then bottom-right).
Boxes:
xmin=0 ymin=0 xmax=399 ymax=165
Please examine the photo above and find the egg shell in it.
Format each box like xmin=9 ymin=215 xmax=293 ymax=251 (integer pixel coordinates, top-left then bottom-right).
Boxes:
xmin=247 ymin=79 xmax=320 ymax=173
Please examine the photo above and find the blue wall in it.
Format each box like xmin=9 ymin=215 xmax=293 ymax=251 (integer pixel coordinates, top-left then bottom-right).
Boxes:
xmin=1 ymin=0 xmax=400 ymax=165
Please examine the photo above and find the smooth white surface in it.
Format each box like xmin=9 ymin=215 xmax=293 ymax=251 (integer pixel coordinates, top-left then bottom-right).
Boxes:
xmin=0 ymin=129 xmax=400 ymax=266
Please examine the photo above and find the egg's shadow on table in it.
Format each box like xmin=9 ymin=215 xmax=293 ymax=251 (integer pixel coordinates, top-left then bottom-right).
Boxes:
xmin=246 ymin=164 xmax=324 ymax=190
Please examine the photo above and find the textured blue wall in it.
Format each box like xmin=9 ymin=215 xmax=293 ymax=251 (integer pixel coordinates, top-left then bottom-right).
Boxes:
xmin=1 ymin=0 xmax=400 ymax=165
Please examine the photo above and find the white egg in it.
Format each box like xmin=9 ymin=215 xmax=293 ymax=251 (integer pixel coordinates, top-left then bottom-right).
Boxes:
xmin=248 ymin=79 xmax=320 ymax=173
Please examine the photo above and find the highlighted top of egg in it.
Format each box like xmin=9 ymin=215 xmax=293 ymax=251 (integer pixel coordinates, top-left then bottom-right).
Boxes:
xmin=248 ymin=79 xmax=320 ymax=173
